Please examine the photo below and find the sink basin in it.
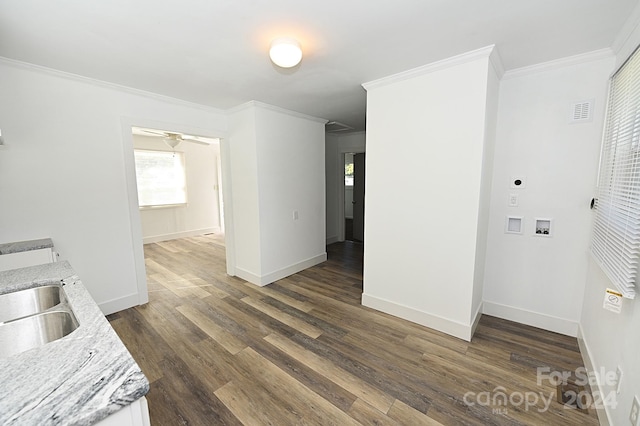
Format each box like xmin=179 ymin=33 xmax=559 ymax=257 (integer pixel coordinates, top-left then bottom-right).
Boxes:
xmin=0 ymin=310 xmax=79 ymax=358
xmin=0 ymin=285 xmax=64 ymax=323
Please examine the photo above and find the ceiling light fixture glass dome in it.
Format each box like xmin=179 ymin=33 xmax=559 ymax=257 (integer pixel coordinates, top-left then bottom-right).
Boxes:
xmin=269 ymin=37 xmax=303 ymax=68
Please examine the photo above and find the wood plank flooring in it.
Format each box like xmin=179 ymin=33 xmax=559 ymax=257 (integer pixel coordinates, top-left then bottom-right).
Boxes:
xmin=107 ymin=234 xmax=599 ymax=425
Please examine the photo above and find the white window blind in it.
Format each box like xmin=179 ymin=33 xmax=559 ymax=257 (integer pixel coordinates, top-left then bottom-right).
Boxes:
xmin=134 ymin=149 xmax=187 ymax=208
xmin=591 ymin=47 xmax=640 ymax=299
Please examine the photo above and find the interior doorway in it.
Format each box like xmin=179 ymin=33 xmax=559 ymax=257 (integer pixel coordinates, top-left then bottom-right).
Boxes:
xmin=121 ymin=118 xmax=228 ymax=308
xmin=344 ymin=152 xmax=365 ymax=242
xmin=130 ymin=126 xmax=224 ymax=245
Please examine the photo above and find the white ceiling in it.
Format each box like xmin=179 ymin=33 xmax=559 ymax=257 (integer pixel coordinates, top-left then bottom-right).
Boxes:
xmin=1 ymin=0 xmax=638 ymax=131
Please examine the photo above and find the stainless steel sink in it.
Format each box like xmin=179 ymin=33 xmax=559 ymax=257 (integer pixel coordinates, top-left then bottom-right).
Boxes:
xmin=0 ymin=285 xmax=64 ymax=323
xmin=0 ymin=310 xmax=79 ymax=358
xmin=0 ymin=285 xmax=79 ymax=357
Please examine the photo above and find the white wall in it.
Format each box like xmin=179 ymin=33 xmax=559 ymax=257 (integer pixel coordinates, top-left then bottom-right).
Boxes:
xmin=0 ymin=58 xmax=227 ymax=314
xmin=255 ymin=104 xmax=327 ymax=280
xmin=579 ymin=15 xmax=640 ymax=425
xmin=325 ymin=132 xmax=366 ymax=244
xmin=133 ymin=134 xmax=221 ymax=243
xmin=471 ymin=57 xmax=501 ymax=325
xmin=361 ymin=47 xmax=498 ymax=341
xmin=227 ymin=107 xmax=262 ymax=277
xmin=483 ymin=54 xmax=614 ymax=336
xmin=227 ymin=102 xmax=327 ymax=286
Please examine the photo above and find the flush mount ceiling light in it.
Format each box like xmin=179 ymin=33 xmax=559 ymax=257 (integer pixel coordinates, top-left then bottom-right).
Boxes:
xmin=269 ymin=37 xmax=302 ymax=68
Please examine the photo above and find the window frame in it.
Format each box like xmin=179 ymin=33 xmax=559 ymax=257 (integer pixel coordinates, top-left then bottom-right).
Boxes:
xmin=591 ymin=45 xmax=640 ymax=299
xmin=133 ymin=148 xmax=188 ymax=209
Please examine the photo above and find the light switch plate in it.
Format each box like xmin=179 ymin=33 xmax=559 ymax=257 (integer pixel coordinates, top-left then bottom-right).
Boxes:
xmin=508 ymin=193 xmax=519 ymax=207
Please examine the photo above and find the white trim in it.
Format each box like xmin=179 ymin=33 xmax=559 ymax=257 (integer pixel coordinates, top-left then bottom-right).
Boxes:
xmin=482 ymin=300 xmax=578 ymax=337
xmin=236 ymin=253 xmax=327 ymax=287
xmin=0 ymin=56 xmax=225 ymax=114
xmin=98 ymin=292 xmax=141 ymax=316
xmin=362 ymin=45 xmax=497 ymax=91
xmin=361 ymin=293 xmax=476 ymax=342
xmin=488 ymin=47 xmax=505 ymax=80
xmin=219 ymin=137 xmax=236 ymax=276
xmin=121 ymin=117 xmax=228 ymax=309
xmin=611 ymin=1 xmax=640 ymax=56
xmin=120 ymin=119 xmax=149 ymax=307
xmin=234 ymin=267 xmax=263 ymax=286
xmin=577 ymin=326 xmax=612 ymax=426
xmin=227 ymin=100 xmax=328 ymax=124
xmin=470 ymin=302 xmax=483 ymax=337
xmin=502 ymin=49 xmax=614 ymax=80
xmin=142 ymin=228 xmax=221 ymax=244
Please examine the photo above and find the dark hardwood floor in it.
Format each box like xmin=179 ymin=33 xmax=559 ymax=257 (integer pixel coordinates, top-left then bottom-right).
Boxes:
xmin=107 ymin=234 xmax=598 ymax=425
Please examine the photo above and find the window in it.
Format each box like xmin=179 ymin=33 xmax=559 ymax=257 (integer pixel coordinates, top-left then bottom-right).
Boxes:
xmin=345 ymin=153 xmax=354 ymax=186
xmin=134 ymin=149 xmax=187 ymax=208
xmin=591 ymin=46 xmax=640 ymax=299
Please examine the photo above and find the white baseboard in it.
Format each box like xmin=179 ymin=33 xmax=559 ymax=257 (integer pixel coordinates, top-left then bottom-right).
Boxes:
xmin=577 ymin=326 xmax=611 ymax=426
xmin=234 ymin=267 xmax=263 ymax=286
xmin=142 ymin=227 xmax=220 ymax=244
xmin=471 ymin=302 xmax=483 ymax=337
xmin=361 ymin=293 xmax=476 ymax=341
xmin=98 ymin=292 xmax=141 ymax=316
xmin=482 ymin=300 xmax=578 ymax=337
xmin=236 ymin=253 xmax=328 ymax=287
xmin=326 ymin=235 xmax=340 ymax=245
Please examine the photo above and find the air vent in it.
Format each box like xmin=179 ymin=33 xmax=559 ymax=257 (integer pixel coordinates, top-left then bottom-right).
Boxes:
xmin=325 ymin=121 xmax=354 ymax=133
xmin=570 ymin=100 xmax=593 ymax=123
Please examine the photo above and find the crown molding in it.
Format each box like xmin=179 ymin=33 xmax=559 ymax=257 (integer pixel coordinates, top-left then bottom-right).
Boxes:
xmin=488 ymin=46 xmax=505 ymax=80
xmin=227 ymin=100 xmax=327 ymax=124
xmin=0 ymin=56 xmax=226 ymax=114
xmin=502 ymin=48 xmax=614 ymax=80
xmin=362 ymin=45 xmax=498 ymax=91
xmin=611 ymin=1 xmax=640 ymax=56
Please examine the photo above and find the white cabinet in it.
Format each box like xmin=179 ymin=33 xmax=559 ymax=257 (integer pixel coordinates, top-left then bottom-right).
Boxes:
xmin=94 ymin=397 xmax=150 ymax=426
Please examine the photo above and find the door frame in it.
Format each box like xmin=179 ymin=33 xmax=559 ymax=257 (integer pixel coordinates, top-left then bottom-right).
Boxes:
xmin=338 ymin=148 xmax=365 ymax=242
xmin=120 ymin=117 xmax=231 ymax=307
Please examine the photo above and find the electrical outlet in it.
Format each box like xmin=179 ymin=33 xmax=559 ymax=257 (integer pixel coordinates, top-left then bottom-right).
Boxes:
xmin=508 ymin=193 xmax=519 ymax=207
xmin=293 ymin=210 xmax=299 ymax=220
xmin=631 ymin=395 xmax=640 ymax=426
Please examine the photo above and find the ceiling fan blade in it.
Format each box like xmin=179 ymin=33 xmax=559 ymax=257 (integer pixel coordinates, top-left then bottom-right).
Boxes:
xmin=141 ymin=129 xmax=167 ymax=137
xmin=182 ymin=135 xmax=210 ymax=145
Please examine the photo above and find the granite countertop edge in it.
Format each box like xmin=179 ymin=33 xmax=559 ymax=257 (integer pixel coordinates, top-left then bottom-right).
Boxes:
xmin=0 ymin=261 xmax=149 ymax=426
xmin=0 ymin=238 xmax=54 ymax=255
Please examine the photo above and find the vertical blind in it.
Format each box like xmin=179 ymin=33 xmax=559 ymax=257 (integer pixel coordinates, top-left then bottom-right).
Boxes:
xmin=591 ymin=46 xmax=640 ymax=299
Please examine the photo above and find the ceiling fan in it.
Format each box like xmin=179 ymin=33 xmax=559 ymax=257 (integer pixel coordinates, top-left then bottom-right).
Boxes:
xmin=140 ymin=129 xmax=210 ymax=149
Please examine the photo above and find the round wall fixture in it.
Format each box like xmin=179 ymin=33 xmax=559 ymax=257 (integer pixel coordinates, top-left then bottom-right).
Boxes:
xmin=269 ymin=37 xmax=302 ymax=68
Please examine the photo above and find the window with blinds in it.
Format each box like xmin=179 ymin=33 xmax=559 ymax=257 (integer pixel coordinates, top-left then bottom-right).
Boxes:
xmin=134 ymin=149 xmax=187 ymax=208
xmin=591 ymin=46 xmax=640 ymax=299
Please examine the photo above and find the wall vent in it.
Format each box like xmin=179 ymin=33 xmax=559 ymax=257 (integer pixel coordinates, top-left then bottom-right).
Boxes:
xmin=570 ymin=100 xmax=593 ymax=123
xmin=326 ymin=121 xmax=354 ymax=133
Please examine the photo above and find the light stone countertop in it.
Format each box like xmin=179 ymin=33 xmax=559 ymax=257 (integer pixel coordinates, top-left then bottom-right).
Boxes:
xmin=0 ymin=238 xmax=54 ymax=255
xmin=0 ymin=261 xmax=149 ymax=425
